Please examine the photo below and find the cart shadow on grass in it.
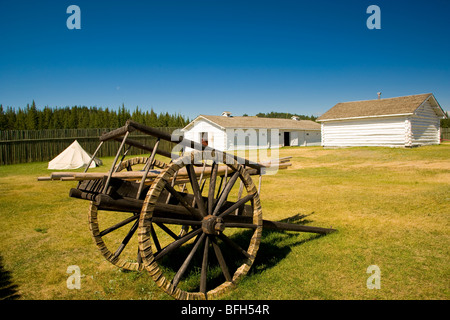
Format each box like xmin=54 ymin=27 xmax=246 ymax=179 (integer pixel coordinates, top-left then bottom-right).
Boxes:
xmin=250 ymin=212 xmax=329 ymax=275
xmin=135 ymin=212 xmax=330 ymax=294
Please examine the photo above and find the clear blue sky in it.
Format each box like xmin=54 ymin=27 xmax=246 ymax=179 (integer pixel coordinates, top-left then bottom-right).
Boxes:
xmin=1 ymin=0 xmax=449 ymax=120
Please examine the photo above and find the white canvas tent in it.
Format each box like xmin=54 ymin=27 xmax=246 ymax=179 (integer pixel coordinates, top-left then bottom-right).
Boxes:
xmin=48 ymin=140 xmax=102 ymax=170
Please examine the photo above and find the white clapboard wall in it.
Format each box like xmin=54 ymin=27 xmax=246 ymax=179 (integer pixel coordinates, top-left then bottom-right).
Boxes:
xmin=321 ymin=116 xmax=408 ymax=147
xmin=408 ymin=100 xmax=440 ymax=146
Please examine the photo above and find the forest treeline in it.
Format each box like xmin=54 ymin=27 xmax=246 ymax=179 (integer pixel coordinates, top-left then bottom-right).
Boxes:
xmin=254 ymin=111 xmax=318 ymax=121
xmin=0 ymin=101 xmax=189 ymax=130
xmin=441 ymin=112 xmax=450 ymax=127
xmin=1 ymin=101 xmax=448 ymax=131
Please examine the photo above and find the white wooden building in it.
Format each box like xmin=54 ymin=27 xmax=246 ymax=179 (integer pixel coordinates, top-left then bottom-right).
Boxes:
xmin=182 ymin=112 xmax=321 ymax=151
xmin=317 ymin=93 xmax=446 ymax=147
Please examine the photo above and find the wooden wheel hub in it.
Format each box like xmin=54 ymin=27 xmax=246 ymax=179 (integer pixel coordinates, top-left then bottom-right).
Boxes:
xmin=202 ymin=215 xmax=224 ymax=235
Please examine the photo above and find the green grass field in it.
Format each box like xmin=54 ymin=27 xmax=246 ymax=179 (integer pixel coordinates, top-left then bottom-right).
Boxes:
xmin=1 ymin=143 xmax=449 ymax=300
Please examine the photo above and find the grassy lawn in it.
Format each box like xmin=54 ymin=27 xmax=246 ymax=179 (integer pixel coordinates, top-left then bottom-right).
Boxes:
xmin=0 ymin=144 xmax=449 ymax=300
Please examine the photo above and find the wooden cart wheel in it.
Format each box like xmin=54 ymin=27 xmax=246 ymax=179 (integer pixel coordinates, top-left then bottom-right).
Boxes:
xmin=138 ymin=151 xmax=263 ymax=300
xmin=88 ymin=156 xmax=167 ymax=271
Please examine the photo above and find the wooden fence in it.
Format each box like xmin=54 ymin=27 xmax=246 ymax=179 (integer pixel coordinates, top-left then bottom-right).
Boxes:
xmin=441 ymin=127 xmax=450 ymax=141
xmin=0 ymin=127 xmax=181 ymax=165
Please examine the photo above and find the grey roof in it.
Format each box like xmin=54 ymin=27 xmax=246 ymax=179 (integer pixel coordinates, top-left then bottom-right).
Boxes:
xmin=317 ymin=93 xmax=446 ymax=121
xmin=184 ymin=115 xmax=321 ymax=130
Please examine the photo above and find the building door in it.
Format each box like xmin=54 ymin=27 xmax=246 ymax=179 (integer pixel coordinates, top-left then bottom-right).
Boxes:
xmin=201 ymin=132 xmax=208 ymax=146
xmin=284 ymin=132 xmax=290 ymax=146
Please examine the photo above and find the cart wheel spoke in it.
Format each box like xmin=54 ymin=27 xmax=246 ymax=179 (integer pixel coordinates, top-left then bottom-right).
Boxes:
xmin=114 ymin=218 xmax=139 ymax=258
xmin=186 ymin=164 xmax=207 ymax=217
xmin=216 ymin=176 xmax=224 ymax=199
xmin=199 ymin=179 xmax=207 ymax=193
xmin=155 ymin=228 xmax=202 ymax=261
xmin=213 ymin=171 xmax=240 ymax=216
xmin=218 ymin=193 xmax=255 ymax=219
xmin=212 ymin=238 xmax=232 ymax=282
xmin=163 ymin=180 xmax=202 ymax=220
xmin=149 ymin=223 xmax=162 ymax=252
xmin=200 ymin=235 xmax=210 ymax=294
xmin=154 ymin=222 xmax=180 ymax=240
xmin=218 ymin=233 xmax=252 ymax=259
xmin=98 ymin=213 xmax=139 ymax=237
xmin=172 ymin=233 xmax=206 ymax=288
xmin=208 ymin=162 xmax=218 ymax=214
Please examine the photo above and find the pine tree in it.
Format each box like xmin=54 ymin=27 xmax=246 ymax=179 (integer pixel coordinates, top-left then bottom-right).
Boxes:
xmin=149 ymin=108 xmax=158 ymax=126
xmin=0 ymin=105 xmax=6 ymax=130
xmin=441 ymin=112 xmax=449 ymax=128
xmin=0 ymin=101 xmax=189 ymax=130
xmin=43 ymin=106 xmax=52 ymax=129
xmin=5 ymin=107 xmax=16 ymax=130
xmin=15 ymin=108 xmax=27 ymax=130
xmin=68 ymin=106 xmax=78 ymax=128
xmin=25 ymin=100 xmax=38 ymax=130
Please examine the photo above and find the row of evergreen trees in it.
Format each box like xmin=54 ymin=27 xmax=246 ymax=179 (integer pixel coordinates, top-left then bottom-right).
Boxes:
xmin=0 ymin=101 xmax=190 ymax=131
xmin=254 ymin=111 xmax=318 ymax=121
xmin=1 ymin=101 xmax=447 ymax=131
xmin=441 ymin=112 xmax=450 ymax=128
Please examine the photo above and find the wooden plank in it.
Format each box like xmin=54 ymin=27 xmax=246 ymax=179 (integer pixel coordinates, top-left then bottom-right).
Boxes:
xmin=99 ymin=124 xmax=133 ymax=141
xmin=39 ymin=162 xmax=273 ymax=182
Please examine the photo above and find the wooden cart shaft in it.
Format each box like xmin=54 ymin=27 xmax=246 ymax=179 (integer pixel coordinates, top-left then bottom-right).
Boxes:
xmin=70 ymin=188 xmax=335 ymax=235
